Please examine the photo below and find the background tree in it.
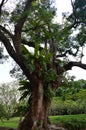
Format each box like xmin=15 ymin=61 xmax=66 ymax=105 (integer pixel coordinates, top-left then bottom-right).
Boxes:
xmin=0 ymin=82 xmax=19 ymax=119
xmin=0 ymin=103 xmax=6 ymax=121
xmin=0 ymin=0 xmax=86 ymax=130
xmin=50 ymin=79 xmax=86 ymax=115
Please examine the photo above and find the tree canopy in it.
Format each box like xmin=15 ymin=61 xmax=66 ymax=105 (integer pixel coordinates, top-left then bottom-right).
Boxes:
xmin=0 ymin=0 xmax=86 ymax=130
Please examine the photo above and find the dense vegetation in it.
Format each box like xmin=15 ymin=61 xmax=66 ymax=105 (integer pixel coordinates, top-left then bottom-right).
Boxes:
xmin=0 ymin=79 xmax=86 ymax=118
xmin=50 ymin=79 xmax=86 ymax=115
xmin=0 ymin=80 xmax=86 ymax=130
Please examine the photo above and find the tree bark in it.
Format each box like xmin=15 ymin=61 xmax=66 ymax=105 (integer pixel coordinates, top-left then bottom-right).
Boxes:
xmin=43 ymin=97 xmax=51 ymax=129
xmin=31 ymin=76 xmax=44 ymax=130
xmin=17 ymin=98 xmax=51 ymax=130
xmin=17 ymin=73 xmax=52 ymax=130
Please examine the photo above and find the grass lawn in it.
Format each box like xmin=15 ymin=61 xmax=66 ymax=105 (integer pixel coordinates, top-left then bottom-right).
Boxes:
xmin=50 ymin=114 xmax=86 ymax=124
xmin=50 ymin=114 xmax=86 ymax=130
xmin=0 ymin=114 xmax=86 ymax=129
xmin=0 ymin=117 xmax=19 ymax=128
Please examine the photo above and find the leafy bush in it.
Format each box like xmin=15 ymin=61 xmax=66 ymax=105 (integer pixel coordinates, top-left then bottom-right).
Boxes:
xmin=13 ymin=102 xmax=28 ymax=117
xmin=50 ymin=90 xmax=86 ymax=115
xmin=0 ymin=104 xmax=6 ymax=121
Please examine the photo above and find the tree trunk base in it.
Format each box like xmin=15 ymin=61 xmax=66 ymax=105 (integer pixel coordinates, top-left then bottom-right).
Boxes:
xmin=49 ymin=124 xmax=66 ymax=130
xmin=17 ymin=119 xmax=67 ymax=130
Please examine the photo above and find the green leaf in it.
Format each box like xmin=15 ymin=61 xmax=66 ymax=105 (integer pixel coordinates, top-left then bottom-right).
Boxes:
xmin=34 ymin=43 xmax=40 ymax=58
xmin=19 ymin=91 xmax=30 ymax=101
xmin=28 ymin=63 xmax=35 ymax=74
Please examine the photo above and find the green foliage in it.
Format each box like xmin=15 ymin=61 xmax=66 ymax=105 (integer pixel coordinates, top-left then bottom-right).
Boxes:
xmin=0 ymin=82 xmax=19 ymax=119
xmin=0 ymin=103 xmax=6 ymax=121
xmin=22 ymin=1 xmax=56 ymax=45
xmin=10 ymin=1 xmax=25 ymax=23
xmin=44 ymin=69 xmax=57 ymax=83
xmin=28 ymin=63 xmax=35 ymax=74
xmin=21 ymin=45 xmax=35 ymax=74
xmin=50 ymin=114 xmax=86 ymax=130
xmin=34 ymin=43 xmax=40 ymax=58
xmin=6 ymin=0 xmax=86 ymax=93
xmin=19 ymin=80 xmax=32 ymax=101
xmin=44 ymin=85 xmax=55 ymax=99
xmin=69 ymin=0 xmax=86 ymax=24
xmin=50 ymin=89 xmax=86 ymax=115
xmin=13 ymin=102 xmax=28 ymax=117
xmin=21 ymin=44 xmax=30 ymax=55
xmin=55 ymin=79 xmax=86 ymax=97
xmin=76 ymin=26 xmax=86 ymax=46
xmin=0 ymin=1 xmax=86 ymax=126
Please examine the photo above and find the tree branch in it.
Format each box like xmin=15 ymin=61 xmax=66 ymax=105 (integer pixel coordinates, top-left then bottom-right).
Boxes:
xmin=56 ymin=48 xmax=79 ymax=58
xmin=0 ymin=30 xmax=16 ymax=56
xmin=64 ymin=61 xmax=86 ymax=71
xmin=56 ymin=50 xmax=71 ymax=58
xmin=55 ymin=61 xmax=86 ymax=75
xmin=0 ymin=25 xmax=13 ymax=39
xmin=0 ymin=0 xmax=8 ymax=16
xmin=15 ymin=0 xmax=32 ymax=32
xmin=14 ymin=0 xmax=33 ymax=53
xmin=22 ymin=39 xmax=43 ymax=51
xmin=0 ymin=30 xmax=31 ymax=80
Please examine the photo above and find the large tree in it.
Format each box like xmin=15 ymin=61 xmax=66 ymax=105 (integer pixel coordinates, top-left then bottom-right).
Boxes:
xmin=0 ymin=0 xmax=86 ymax=130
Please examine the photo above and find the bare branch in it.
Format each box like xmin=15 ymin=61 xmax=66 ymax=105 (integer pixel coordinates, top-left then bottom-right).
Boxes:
xmin=56 ymin=48 xmax=78 ymax=58
xmin=22 ymin=39 xmax=43 ymax=51
xmin=0 ymin=0 xmax=8 ymax=16
xmin=3 ymin=0 xmax=8 ymax=4
xmin=0 ymin=25 xmax=13 ymax=39
xmin=0 ymin=30 xmax=16 ymax=57
xmin=64 ymin=61 xmax=86 ymax=71
xmin=56 ymin=50 xmax=71 ymax=58
xmin=55 ymin=61 xmax=86 ymax=75
xmin=0 ymin=0 xmax=5 ymax=16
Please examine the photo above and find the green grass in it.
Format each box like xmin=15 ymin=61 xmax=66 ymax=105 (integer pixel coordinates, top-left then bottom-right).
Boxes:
xmin=0 ymin=117 xmax=19 ymax=128
xmin=0 ymin=114 xmax=86 ymax=129
xmin=50 ymin=114 xmax=86 ymax=130
xmin=50 ymin=114 xmax=86 ymax=124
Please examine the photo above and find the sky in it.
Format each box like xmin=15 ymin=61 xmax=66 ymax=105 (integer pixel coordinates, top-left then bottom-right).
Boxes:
xmin=55 ymin=0 xmax=72 ymax=23
xmin=0 ymin=0 xmax=86 ymax=83
xmin=0 ymin=60 xmax=14 ymax=83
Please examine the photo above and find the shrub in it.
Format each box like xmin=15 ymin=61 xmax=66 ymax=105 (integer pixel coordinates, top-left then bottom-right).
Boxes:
xmin=0 ymin=103 xmax=6 ymax=121
xmin=50 ymin=97 xmax=86 ymax=115
xmin=65 ymin=119 xmax=86 ymax=130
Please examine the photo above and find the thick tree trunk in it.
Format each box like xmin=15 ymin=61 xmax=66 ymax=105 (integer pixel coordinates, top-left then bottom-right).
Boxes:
xmin=43 ymin=97 xmax=51 ymax=129
xmin=17 ymin=75 xmax=51 ymax=130
xmin=17 ymin=104 xmax=50 ymax=130
xmin=17 ymin=78 xmax=63 ymax=130
xmin=31 ymin=78 xmax=44 ymax=130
